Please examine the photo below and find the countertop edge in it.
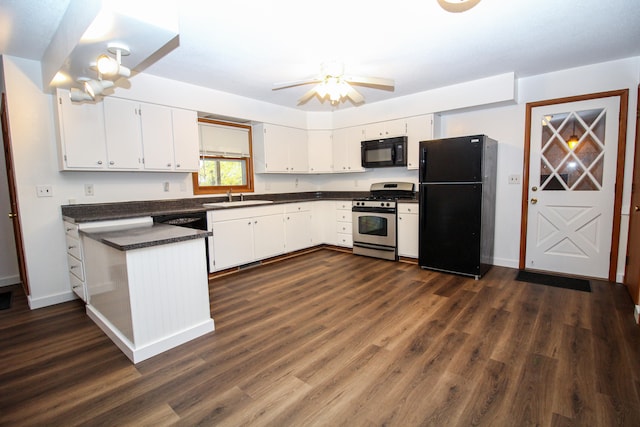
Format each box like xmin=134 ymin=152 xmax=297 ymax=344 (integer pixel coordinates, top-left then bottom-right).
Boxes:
xmin=81 ymin=223 xmax=212 ymax=251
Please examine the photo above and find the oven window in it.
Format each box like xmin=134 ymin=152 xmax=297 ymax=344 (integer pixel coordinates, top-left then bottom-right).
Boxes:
xmin=358 ymin=216 xmax=388 ymax=236
xmin=366 ymin=148 xmax=393 ymax=163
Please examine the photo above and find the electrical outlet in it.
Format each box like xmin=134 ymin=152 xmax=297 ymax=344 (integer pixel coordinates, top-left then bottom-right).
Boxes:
xmin=163 ymin=182 xmax=170 ymax=192
xmin=508 ymin=174 xmax=521 ymax=185
xmin=84 ymin=184 xmax=94 ymax=196
xmin=36 ymin=185 xmax=53 ymax=197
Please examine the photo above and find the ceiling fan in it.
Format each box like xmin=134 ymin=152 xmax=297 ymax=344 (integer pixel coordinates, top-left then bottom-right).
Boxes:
xmin=272 ymin=61 xmax=395 ymax=106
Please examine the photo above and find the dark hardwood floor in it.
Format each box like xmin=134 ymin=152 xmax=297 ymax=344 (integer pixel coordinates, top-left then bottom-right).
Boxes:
xmin=1 ymin=249 xmax=640 ymax=426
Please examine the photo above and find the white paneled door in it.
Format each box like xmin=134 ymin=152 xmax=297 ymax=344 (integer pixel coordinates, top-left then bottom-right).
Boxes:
xmin=525 ymin=96 xmax=621 ymax=279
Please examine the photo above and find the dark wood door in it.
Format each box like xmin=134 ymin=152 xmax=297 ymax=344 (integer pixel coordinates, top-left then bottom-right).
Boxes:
xmin=1 ymin=93 xmax=29 ymax=295
xmin=624 ymin=85 xmax=640 ymax=304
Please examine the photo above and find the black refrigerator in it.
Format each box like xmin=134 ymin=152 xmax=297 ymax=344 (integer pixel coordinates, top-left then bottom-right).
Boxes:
xmin=418 ymin=135 xmax=497 ymax=279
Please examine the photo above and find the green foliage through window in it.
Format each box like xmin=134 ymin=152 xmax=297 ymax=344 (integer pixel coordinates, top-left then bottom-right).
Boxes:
xmin=199 ymin=157 xmax=247 ymax=186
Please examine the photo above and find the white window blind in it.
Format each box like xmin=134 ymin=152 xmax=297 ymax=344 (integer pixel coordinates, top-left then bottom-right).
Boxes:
xmin=199 ymin=123 xmax=250 ymax=157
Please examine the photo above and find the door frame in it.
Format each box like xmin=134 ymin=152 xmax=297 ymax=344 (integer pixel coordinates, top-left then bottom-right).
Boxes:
xmin=1 ymin=92 xmax=29 ymax=295
xmin=623 ymin=85 xmax=640 ymax=304
xmin=519 ymin=89 xmax=629 ymax=282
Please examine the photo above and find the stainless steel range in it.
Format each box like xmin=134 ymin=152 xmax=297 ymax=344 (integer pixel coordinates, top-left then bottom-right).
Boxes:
xmin=352 ymin=182 xmax=415 ymax=261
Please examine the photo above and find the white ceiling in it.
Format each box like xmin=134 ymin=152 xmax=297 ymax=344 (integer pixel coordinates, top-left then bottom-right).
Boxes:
xmin=1 ymin=0 xmax=639 ymax=112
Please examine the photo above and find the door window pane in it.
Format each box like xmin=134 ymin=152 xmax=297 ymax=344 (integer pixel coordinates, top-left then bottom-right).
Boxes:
xmin=540 ymin=108 xmax=605 ymax=191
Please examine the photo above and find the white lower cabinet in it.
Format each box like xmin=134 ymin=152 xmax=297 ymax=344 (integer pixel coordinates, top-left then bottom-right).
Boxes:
xmin=335 ymin=201 xmax=353 ymax=247
xmin=64 ymin=221 xmax=86 ymax=301
xmin=63 ymin=217 xmax=153 ymax=303
xmin=284 ymin=203 xmax=313 ymax=252
xmin=208 ymin=205 xmax=285 ymax=271
xmin=397 ymin=203 xmax=419 ymax=258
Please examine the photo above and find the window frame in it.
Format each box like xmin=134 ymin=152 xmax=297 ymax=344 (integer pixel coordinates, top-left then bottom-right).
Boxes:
xmin=192 ymin=118 xmax=254 ymax=195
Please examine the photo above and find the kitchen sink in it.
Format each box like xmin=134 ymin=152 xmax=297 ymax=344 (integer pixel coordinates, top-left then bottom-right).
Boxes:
xmin=202 ymin=200 xmax=274 ymax=208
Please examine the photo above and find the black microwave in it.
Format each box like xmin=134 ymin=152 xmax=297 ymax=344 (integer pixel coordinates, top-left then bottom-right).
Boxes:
xmin=361 ymin=136 xmax=408 ymax=168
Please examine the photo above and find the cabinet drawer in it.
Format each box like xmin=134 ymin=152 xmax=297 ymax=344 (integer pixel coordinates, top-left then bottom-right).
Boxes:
xmin=336 ymin=210 xmax=352 ymax=222
xmin=335 ymin=201 xmax=351 ymax=210
xmin=69 ymin=273 xmax=86 ymax=302
xmin=336 ymin=222 xmax=352 ymax=234
xmin=65 ymin=234 xmax=82 ymax=259
xmin=336 ymin=233 xmax=353 ymax=247
xmin=285 ymin=202 xmax=311 ymax=213
xmin=67 ymin=253 xmax=85 ymax=281
xmin=398 ymin=204 xmax=418 ymax=214
xmin=64 ymin=221 xmax=79 ymax=239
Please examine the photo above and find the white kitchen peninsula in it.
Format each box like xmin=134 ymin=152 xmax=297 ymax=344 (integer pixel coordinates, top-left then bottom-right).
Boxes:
xmin=80 ymin=222 xmax=214 ymax=363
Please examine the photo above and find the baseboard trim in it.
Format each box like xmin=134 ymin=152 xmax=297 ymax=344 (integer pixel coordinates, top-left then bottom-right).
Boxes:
xmin=28 ymin=289 xmax=78 ymax=310
xmin=86 ymin=304 xmax=215 ymax=364
xmin=0 ymin=275 xmax=20 ymax=287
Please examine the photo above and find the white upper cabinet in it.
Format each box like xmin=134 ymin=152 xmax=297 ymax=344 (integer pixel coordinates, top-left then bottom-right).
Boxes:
xmin=103 ymin=97 xmax=144 ymax=170
xmin=55 ymin=90 xmax=199 ymax=172
xmin=307 ymin=130 xmax=333 ymax=173
xmin=55 ymin=89 xmax=108 ymax=170
xmin=253 ymin=123 xmax=308 ymax=173
xmin=139 ymin=102 xmax=174 ymax=171
xmin=171 ymin=108 xmax=200 ymax=172
xmin=363 ymin=118 xmax=407 ymax=140
xmin=332 ymin=126 xmax=365 ymax=173
xmin=405 ymin=114 xmax=435 ymax=170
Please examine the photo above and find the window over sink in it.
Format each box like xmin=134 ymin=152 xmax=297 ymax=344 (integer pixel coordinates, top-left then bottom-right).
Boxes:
xmin=192 ymin=118 xmax=254 ymax=195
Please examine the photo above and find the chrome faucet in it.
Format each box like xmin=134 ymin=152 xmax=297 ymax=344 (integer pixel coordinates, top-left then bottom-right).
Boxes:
xmin=227 ymin=189 xmax=232 ymax=202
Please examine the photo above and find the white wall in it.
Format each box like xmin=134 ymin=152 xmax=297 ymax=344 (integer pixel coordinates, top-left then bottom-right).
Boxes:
xmin=1 ymin=54 xmax=638 ymax=309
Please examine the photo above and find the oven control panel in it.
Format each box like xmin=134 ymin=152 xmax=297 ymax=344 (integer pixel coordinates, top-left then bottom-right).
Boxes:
xmin=353 ymin=200 xmax=396 ymax=209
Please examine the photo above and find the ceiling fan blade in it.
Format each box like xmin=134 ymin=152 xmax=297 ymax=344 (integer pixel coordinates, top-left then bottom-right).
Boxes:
xmin=344 ymin=75 xmax=395 ymax=89
xmin=346 ymin=86 xmax=365 ymax=104
xmin=272 ymin=78 xmax=321 ymax=90
xmin=297 ymin=86 xmax=319 ymax=105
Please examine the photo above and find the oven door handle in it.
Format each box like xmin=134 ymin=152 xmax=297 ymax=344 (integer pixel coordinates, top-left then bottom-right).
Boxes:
xmin=352 ymin=207 xmax=396 ymax=214
xmin=353 ymin=242 xmax=396 ymax=252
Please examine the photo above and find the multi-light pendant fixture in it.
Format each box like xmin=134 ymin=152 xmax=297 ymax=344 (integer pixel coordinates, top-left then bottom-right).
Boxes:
xmin=70 ymin=43 xmax=131 ymax=102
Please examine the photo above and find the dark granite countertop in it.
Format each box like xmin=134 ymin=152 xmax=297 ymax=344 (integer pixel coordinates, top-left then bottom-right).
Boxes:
xmin=61 ymin=191 xmax=371 ymax=223
xmin=81 ymin=223 xmax=211 ymax=251
xmin=62 ymin=191 xmax=419 ymax=224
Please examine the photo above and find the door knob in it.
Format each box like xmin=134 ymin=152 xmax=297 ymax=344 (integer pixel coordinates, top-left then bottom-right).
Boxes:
xmin=531 ymin=186 xmax=538 ymax=192
xmin=8 ymin=213 xmax=16 ymax=219
xmin=531 ymin=198 xmax=538 ymax=204
xmin=635 ymin=206 xmax=640 ymax=212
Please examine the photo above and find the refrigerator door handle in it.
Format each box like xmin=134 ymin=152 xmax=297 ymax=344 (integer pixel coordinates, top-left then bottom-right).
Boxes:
xmin=419 ymin=148 xmax=428 ymax=182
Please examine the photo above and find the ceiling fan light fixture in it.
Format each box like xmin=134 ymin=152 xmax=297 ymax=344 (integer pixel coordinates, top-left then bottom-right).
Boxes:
xmin=437 ymin=0 xmax=481 ymax=13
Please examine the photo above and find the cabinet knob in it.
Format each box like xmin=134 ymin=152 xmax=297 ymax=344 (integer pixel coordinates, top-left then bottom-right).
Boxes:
xmin=109 ymin=161 xmax=115 ymax=165
xmin=68 ymin=245 xmax=76 ymax=250
xmin=97 ymin=160 xmax=103 ymax=165
xmin=176 ymin=163 xmax=181 ymax=168
xmin=167 ymin=163 xmax=172 ymax=167
xmin=70 ymin=265 xmax=78 ymax=269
